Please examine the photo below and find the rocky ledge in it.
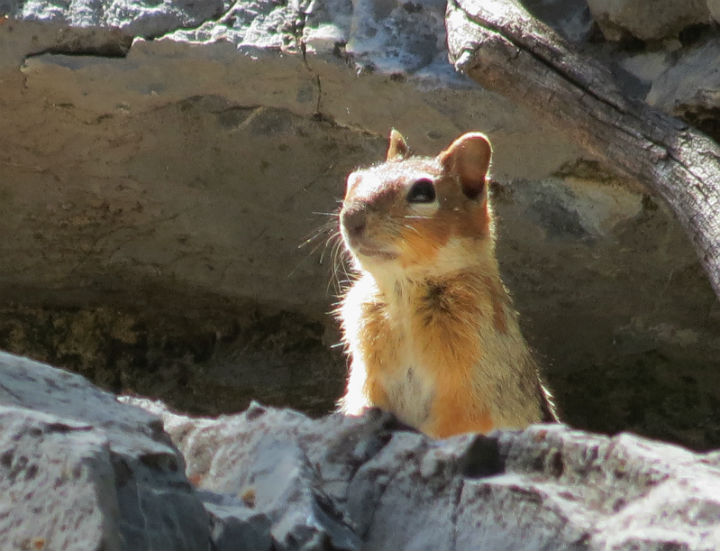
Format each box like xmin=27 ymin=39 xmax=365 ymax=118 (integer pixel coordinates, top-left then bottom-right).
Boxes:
xmin=3 ymin=352 xmax=720 ymax=551
xmin=1 ymin=1 xmax=720 ymax=547
xmin=1 ymin=0 xmax=720 ymax=452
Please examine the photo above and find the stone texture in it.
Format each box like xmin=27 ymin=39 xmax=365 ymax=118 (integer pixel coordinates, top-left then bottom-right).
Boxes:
xmin=520 ymin=0 xmax=594 ymax=43
xmin=586 ymin=0 xmax=711 ymax=42
xmin=125 ymin=397 xmax=370 ymax=550
xmin=0 ymin=351 xmax=211 ymax=549
xmin=9 ymin=361 xmax=720 ymax=551
xmin=2 ymin=0 xmax=224 ymax=38
xmin=647 ymin=37 xmax=720 ymax=141
xmin=129 ymin=397 xmax=720 ymax=551
xmin=5 ymin=353 xmax=720 ymax=551
xmin=0 ymin=406 xmax=121 ymax=551
xmin=199 ymin=491 xmax=274 ymax=551
xmin=710 ymin=0 xmax=720 ymax=23
xmin=0 ymin=0 xmax=720 ymax=453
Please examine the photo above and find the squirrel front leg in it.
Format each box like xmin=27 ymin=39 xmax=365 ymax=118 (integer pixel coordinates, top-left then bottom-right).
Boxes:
xmin=421 ymin=391 xmax=495 ymax=438
xmin=339 ymin=360 xmax=392 ymax=415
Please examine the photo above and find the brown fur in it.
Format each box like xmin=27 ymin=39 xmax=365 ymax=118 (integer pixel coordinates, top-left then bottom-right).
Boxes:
xmin=337 ymin=131 xmax=558 ymax=438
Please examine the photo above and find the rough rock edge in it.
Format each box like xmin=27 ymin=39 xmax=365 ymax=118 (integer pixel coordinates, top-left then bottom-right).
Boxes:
xmin=126 ymin=395 xmax=720 ymax=551
xmin=6 ymin=348 xmax=720 ymax=550
xmin=0 ymin=352 xmax=211 ymax=549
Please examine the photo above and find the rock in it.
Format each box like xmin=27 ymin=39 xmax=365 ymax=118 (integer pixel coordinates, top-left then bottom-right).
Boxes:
xmin=199 ymin=492 xmax=274 ymax=551
xmin=5 ymin=354 xmax=720 ymax=550
xmin=710 ymin=0 xmax=720 ymax=23
xmin=647 ymin=37 xmax=720 ymax=141
xmin=129 ymin=397 xmax=720 ymax=551
xmin=2 ymin=0 xmax=720 ymax=453
xmin=125 ymin=398 xmax=364 ymax=550
xmin=0 ymin=352 xmax=211 ymax=549
xmin=586 ymin=0 xmax=711 ymax=42
xmin=619 ymin=50 xmax=675 ymax=87
xmin=7 ymin=0 xmax=224 ymax=39
xmin=520 ymin=0 xmax=595 ymax=43
xmin=0 ymin=406 xmax=121 ymax=550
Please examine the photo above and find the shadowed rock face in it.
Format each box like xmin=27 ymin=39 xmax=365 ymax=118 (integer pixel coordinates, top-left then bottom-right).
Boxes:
xmin=1 ymin=0 xmax=720 ymax=450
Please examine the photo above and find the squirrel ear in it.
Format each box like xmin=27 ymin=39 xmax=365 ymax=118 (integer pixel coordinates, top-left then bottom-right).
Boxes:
xmin=386 ymin=128 xmax=410 ymax=161
xmin=438 ymin=133 xmax=492 ymax=199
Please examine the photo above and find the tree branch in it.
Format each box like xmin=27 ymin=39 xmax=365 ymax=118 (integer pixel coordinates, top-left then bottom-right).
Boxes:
xmin=446 ymin=0 xmax=720 ymax=300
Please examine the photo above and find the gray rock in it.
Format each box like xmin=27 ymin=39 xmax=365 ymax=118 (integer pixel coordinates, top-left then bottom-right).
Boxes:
xmin=520 ymin=0 xmax=594 ymax=43
xmin=132 ymin=398 xmax=720 ymax=551
xmin=6 ymin=357 xmax=720 ymax=551
xmin=0 ymin=406 xmax=121 ymax=551
xmin=647 ymin=37 xmax=720 ymax=132
xmin=2 ymin=0 xmax=720 ymax=454
xmin=0 ymin=352 xmax=211 ymax=549
xmin=586 ymin=0 xmax=711 ymax=42
xmin=168 ymin=0 xmax=300 ymax=49
xmin=619 ymin=50 xmax=675 ymax=87
xmin=125 ymin=398 xmax=364 ymax=550
xmin=199 ymin=491 xmax=274 ymax=551
xmin=4 ymin=0 xmax=224 ymax=38
xmin=710 ymin=0 xmax=720 ymax=23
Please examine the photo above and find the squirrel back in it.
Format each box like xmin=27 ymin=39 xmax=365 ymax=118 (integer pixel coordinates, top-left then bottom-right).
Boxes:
xmin=337 ymin=130 xmax=557 ymax=438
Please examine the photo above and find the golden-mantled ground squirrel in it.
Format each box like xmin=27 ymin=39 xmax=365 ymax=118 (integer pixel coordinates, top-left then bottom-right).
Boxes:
xmin=337 ymin=130 xmax=558 ymax=438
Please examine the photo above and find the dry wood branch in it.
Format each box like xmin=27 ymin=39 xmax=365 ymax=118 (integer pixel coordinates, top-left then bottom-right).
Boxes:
xmin=446 ymin=0 xmax=720 ymax=300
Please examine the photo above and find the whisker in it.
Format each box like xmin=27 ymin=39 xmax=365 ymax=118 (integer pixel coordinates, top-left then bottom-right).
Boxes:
xmin=299 ymin=231 xmax=327 ymax=250
xmin=329 ymin=236 xmax=345 ymax=295
xmin=321 ymin=230 xmax=340 ymax=265
xmin=330 ymin=235 xmax=355 ymax=297
xmin=299 ymin=233 xmax=324 ymax=249
xmin=308 ymin=239 xmax=327 ymax=260
xmin=298 ymin=219 xmax=337 ymax=249
xmin=403 ymin=224 xmax=421 ymax=236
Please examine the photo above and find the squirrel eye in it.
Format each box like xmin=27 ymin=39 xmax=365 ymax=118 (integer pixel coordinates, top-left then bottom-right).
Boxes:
xmin=406 ymin=179 xmax=436 ymax=204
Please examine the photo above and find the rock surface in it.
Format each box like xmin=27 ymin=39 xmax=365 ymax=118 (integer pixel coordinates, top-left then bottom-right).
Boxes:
xmin=6 ymin=0 xmax=224 ymax=38
xmin=128 ymin=395 xmax=720 ymax=551
xmin=0 ymin=351 xmax=211 ymax=549
xmin=0 ymin=0 xmax=719 ymax=452
xmin=0 ymin=340 xmax=720 ymax=550
xmin=586 ymin=0 xmax=711 ymax=42
xmin=647 ymin=37 xmax=720 ymax=140
xmin=711 ymin=0 xmax=720 ymax=23
xmin=5 ymin=340 xmax=720 ymax=550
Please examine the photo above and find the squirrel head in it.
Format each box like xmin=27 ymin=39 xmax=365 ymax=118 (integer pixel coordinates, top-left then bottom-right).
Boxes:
xmin=340 ymin=130 xmax=495 ymax=280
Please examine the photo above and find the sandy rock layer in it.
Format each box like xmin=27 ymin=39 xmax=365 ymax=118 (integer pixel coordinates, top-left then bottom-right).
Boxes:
xmin=0 ymin=0 xmax=720 ymax=450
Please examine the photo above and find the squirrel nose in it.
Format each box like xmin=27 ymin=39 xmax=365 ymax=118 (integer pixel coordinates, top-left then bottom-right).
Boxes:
xmin=341 ymin=204 xmax=367 ymax=238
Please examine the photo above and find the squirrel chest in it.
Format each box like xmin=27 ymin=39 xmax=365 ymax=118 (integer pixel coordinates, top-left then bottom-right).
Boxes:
xmin=341 ymin=270 xmax=511 ymax=437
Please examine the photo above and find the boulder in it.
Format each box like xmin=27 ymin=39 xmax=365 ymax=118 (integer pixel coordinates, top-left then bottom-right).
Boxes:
xmin=0 ymin=406 xmax=122 ymax=550
xmin=4 ymin=350 xmax=720 ymax=550
xmin=4 ymin=0 xmax=224 ymax=38
xmin=0 ymin=351 xmax=211 ymax=549
xmin=128 ymin=396 xmax=720 ymax=551
xmin=710 ymin=0 xmax=720 ymax=23
xmin=647 ymin=37 xmax=720 ymax=141
xmin=519 ymin=0 xmax=594 ymax=43
xmin=1 ymin=0 xmax=720 ymax=452
xmin=586 ymin=0 xmax=711 ymax=42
